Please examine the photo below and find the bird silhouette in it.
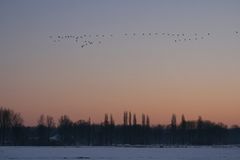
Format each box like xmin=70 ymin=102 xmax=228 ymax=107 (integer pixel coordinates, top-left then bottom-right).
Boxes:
xmin=88 ymin=41 xmax=93 ymax=45
xmin=50 ymin=30 xmax=216 ymax=48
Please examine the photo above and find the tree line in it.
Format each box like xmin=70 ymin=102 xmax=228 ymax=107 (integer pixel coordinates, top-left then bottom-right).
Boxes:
xmin=0 ymin=107 xmax=240 ymax=146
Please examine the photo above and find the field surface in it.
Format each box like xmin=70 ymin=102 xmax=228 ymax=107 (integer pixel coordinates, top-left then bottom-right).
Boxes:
xmin=1 ymin=146 xmax=240 ymax=160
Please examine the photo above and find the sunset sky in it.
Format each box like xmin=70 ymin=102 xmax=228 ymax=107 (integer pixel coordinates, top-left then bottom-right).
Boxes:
xmin=1 ymin=0 xmax=240 ymax=126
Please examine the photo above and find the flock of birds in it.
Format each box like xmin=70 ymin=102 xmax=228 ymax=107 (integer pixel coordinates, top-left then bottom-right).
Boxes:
xmin=49 ymin=31 xmax=239 ymax=48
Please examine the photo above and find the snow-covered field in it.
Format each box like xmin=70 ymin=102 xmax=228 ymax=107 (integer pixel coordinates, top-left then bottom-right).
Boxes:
xmin=1 ymin=146 xmax=240 ymax=160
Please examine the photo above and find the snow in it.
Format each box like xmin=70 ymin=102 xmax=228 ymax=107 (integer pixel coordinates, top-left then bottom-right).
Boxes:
xmin=0 ymin=146 xmax=240 ymax=160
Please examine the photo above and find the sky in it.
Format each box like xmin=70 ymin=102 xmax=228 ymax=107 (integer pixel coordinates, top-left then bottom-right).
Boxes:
xmin=0 ymin=0 xmax=240 ymax=126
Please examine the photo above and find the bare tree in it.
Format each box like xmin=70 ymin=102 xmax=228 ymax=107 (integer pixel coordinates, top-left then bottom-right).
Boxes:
xmin=0 ymin=107 xmax=24 ymax=145
xmin=38 ymin=114 xmax=46 ymax=127
xmin=133 ymin=114 xmax=137 ymax=126
xmin=37 ymin=114 xmax=48 ymax=144
xmin=104 ymin=114 xmax=109 ymax=126
xmin=142 ymin=114 xmax=145 ymax=126
xmin=46 ymin=115 xmax=55 ymax=142
xmin=58 ymin=115 xmax=73 ymax=144
xmin=110 ymin=114 xmax=114 ymax=126
xmin=180 ymin=114 xmax=186 ymax=130
xmin=123 ymin=111 xmax=128 ymax=126
xmin=146 ymin=115 xmax=150 ymax=127
xmin=197 ymin=116 xmax=203 ymax=129
xmin=170 ymin=114 xmax=177 ymax=144
xmin=12 ymin=113 xmax=24 ymax=145
xmin=0 ymin=107 xmax=13 ymax=145
xmin=129 ymin=112 xmax=132 ymax=126
xmin=12 ymin=113 xmax=23 ymax=127
xmin=171 ymin=114 xmax=177 ymax=129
